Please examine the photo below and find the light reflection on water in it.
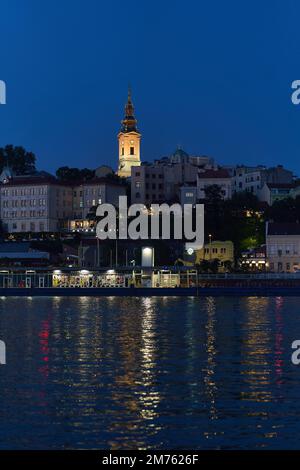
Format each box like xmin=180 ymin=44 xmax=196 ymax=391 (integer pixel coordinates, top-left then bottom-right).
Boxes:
xmin=0 ymin=295 xmax=299 ymax=449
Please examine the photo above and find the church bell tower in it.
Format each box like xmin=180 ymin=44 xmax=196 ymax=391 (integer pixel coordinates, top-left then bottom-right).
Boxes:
xmin=117 ymin=88 xmax=141 ymax=178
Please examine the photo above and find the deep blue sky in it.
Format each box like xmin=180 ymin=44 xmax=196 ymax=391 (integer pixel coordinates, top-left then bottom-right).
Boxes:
xmin=0 ymin=0 xmax=300 ymax=175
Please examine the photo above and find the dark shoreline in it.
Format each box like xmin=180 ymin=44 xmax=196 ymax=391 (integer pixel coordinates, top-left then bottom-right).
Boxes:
xmin=1 ymin=286 xmax=300 ymax=296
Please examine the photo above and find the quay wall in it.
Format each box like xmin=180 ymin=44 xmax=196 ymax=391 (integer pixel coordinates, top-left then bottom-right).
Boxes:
xmin=1 ymin=286 xmax=300 ymax=296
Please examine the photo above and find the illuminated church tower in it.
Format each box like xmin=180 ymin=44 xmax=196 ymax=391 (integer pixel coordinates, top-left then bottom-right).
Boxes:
xmin=117 ymin=88 xmax=141 ymax=178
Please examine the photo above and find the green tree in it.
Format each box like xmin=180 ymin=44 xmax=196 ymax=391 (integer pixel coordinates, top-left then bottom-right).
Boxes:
xmin=56 ymin=166 xmax=95 ymax=182
xmin=210 ymin=258 xmax=220 ymax=273
xmin=199 ymin=259 xmax=210 ymax=273
xmin=265 ymin=197 xmax=297 ymax=223
xmin=228 ymin=191 xmax=259 ymax=213
xmin=0 ymin=145 xmax=36 ymax=175
xmin=204 ymin=184 xmax=224 ymax=203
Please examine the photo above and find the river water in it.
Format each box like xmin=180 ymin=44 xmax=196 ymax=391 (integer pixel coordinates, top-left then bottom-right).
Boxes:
xmin=0 ymin=296 xmax=299 ymax=449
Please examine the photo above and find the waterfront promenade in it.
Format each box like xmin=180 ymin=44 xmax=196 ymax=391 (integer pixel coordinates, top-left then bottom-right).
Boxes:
xmin=0 ymin=267 xmax=300 ymax=296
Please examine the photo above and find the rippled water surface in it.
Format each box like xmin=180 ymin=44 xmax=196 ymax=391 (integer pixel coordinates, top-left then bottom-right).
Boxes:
xmin=0 ymin=296 xmax=300 ymax=449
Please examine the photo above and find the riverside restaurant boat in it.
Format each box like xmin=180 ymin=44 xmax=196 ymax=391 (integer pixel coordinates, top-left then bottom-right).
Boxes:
xmin=1 ymin=267 xmax=300 ymax=296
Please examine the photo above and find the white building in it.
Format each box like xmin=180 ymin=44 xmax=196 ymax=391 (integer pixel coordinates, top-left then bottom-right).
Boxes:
xmin=258 ymin=183 xmax=295 ymax=205
xmin=0 ymin=175 xmax=73 ymax=232
xmin=72 ymin=178 xmax=127 ymax=220
xmin=266 ymin=222 xmax=300 ymax=272
xmin=229 ymin=165 xmax=294 ymax=196
xmin=0 ymin=175 xmax=127 ymax=233
xmin=230 ymin=166 xmax=263 ymax=195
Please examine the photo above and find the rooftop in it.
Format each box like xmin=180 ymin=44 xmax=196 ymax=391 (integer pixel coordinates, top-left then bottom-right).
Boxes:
xmin=198 ymin=169 xmax=230 ymax=179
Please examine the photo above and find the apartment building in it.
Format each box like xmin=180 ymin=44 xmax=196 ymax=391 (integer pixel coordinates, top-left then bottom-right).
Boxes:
xmin=131 ymin=164 xmax=165 ymax=204
xmin=229 ymin=164 xmax=294 ymax=196
xmin=0 ymin=175 xmax=73 ymax=232
xmin=258 ymin=182 xmax=296 ymax=205
xmin=69 ymin=178 xmax=127 ymax=232
xmin=0 ymin=175 xmax=127 ymax=233
xmin=131 ymin=148 xmax=212 ymax=204
xmin=266 ymin=222 xmax=300 ymax=272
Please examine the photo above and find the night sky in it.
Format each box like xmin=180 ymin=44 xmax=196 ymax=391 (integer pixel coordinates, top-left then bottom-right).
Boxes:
xmin=1 ymin=0 xmax=300 ymax=175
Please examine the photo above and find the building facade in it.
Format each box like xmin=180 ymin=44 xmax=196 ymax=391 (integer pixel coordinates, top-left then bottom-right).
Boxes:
xmin=229 ymin=164 xmax=294 ymax=196
xmin=266 ymin=222 xmax=300 ymax=272
xmin=131 ymin=148 xmax=211 ymax=204
xmin=258 ymin=183 xmax=295 ymax=205
xmin=182 ymin=240 xmax=234 ymax=272
xmin=0 ymin=175 xmax=127 ymax=233
xmin=0 ymin=175 xmax=73 ymax=233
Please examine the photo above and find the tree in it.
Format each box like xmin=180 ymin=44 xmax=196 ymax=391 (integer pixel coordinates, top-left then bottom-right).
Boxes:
xmin=56 ymin=166 xmax=95 ymax=182
xmin=204 ymin=184 xmax=224 ymax=203
xmin=210 ymin=258 xmax=220 ymax=274
xmin=199 ymin=259 xmax=210 ymax=273
xmin=265 ymin=197 xmax=298 ymax=223
xmin=0 ymin=145 xmax=36 ymax=175
xmin=228 ymin=191 xmax=259 ymax=213
xmin=223 ymin=260 xmax=233 ymax=272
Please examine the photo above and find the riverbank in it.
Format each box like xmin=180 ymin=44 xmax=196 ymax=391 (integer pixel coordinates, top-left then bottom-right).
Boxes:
xmin=1 ymin=286 xmax=300 ymax=296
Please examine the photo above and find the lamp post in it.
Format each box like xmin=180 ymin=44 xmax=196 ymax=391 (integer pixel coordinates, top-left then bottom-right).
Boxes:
xmin=209 ymin=234 xmax=212 ymax=261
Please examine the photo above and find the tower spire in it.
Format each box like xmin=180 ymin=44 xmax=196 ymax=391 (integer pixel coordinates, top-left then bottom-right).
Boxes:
xmin=122 ymin=86 xmax=137 ymax=132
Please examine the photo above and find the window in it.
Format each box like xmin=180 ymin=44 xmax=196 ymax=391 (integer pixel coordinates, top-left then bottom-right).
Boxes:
xmin=135 ymin=192 xmax=140 ymax=198
xmin=135 ymin=182 xmax=141 ymax=188
xmin=121 ymin=147 xmax=124 ymax=156
xmin=130 ymin=147 xmax=134 ymax=155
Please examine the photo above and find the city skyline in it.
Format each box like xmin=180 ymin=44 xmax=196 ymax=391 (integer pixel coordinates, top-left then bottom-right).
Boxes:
xmin=1 ymin=1 xmax=300 ymax=176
